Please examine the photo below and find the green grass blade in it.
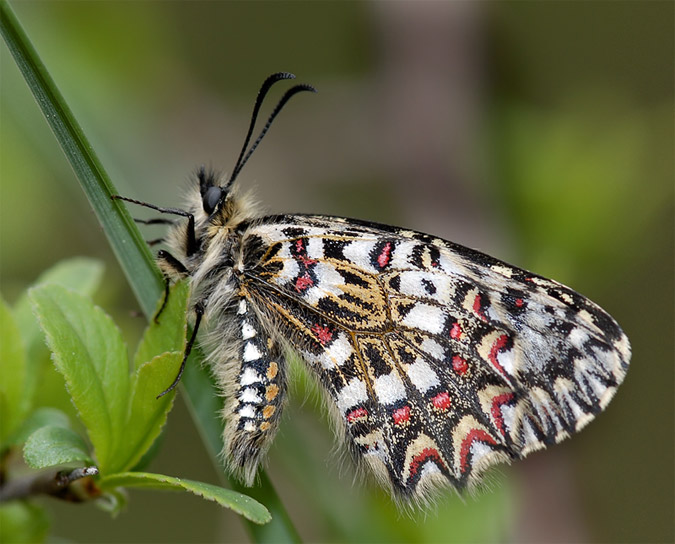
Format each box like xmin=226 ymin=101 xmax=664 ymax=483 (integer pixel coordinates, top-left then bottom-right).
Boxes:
xmin=1 ymin=2 xmax=299 ymax=540
xmin=0 ymin=0 xmax=161 ymax=315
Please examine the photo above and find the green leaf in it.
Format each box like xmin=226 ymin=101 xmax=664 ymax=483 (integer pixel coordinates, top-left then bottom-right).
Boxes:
xmin=99 ymin=472 xmax=271 ymax=525
xmin=29 ymin=284 xmax=129 ymax=474
xmin=5 ymin=407 xmax=71 ymax=447
xmin=23 ymin=425 xmax=92 ymax=469
xmin=112 ymin=351 xmax=182 ymax=474
xmin=0 ymin=501 xmax=49 ymax=544
xmin=11 ymin=258 xmax=105 ymax=417
xmin=0 ymin=294 xmax=27 ymax=443
xmin=133 ymin=280 xmax=189 ymax=372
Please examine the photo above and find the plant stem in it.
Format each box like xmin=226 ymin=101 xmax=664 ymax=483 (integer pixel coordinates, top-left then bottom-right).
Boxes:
xmin=0 ymin=467 xmax=99 ymax=502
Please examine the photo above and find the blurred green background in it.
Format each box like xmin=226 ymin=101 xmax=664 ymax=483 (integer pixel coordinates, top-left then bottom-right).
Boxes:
xmin=1 ymin=1 xmax=672 ymax=543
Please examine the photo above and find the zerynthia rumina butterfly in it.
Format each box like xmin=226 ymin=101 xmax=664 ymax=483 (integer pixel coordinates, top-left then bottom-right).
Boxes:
xmin=114 ymin=72 xmax=630 ymax=503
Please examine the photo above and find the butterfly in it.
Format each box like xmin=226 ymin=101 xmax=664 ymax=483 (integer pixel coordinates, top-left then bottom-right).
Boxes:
xmin=114 ymin=72 xmax=631 ymax=504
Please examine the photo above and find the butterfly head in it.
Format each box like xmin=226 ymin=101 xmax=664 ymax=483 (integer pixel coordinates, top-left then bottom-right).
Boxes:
xmin=190 ymin=165 xmax=258 ymax=236
xmin=197 ymin=166 xmax=230 ymax=218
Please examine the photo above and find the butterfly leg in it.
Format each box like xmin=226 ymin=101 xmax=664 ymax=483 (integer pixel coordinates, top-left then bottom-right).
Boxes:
xmin=134 ymin=217 xmax=175 ymax=226
xmin=111 ymin=195 xmax=197 ymax=256
xmin=133 ymin=218 xmax=175 ymax=246
xmin=156 ymin=301 xmax=204 ymax=399
xmin=153 ymin=249 xmax=190 ymax=323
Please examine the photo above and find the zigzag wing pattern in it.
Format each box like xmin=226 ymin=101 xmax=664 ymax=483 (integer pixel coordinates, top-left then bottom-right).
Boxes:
xmin=237 ymin=214 xmax=630 ymax=500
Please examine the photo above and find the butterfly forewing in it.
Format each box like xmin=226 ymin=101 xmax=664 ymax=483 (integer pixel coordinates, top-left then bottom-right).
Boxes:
xmin=232 ymin=214 xmax=630 ymax=498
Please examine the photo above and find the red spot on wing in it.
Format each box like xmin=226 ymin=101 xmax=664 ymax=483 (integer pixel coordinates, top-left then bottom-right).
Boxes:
xmin=295 ymin=273 xmax=313 ymax=292
xmin=409 ymin=447 xmax=446 ymax=477
xmin=488 ymin=334 xmax=510 ymax=379
xmin=377 ymin=242 xmax=392 ymax=268
xmin=311 ymin=323 xmax=333 ymax=345
xmin=515 ymin=298 xmax=524 ymax=307
xmin=432 ymin=391 xmax=451 ymax=410
xmin=294 ymin=238 xmax=317 ymax=266
xmin=473 ymin=293 xmax=487 ymax=321
xmin=452 ymin=355 xmax=468 ymax=375
xmin=392 ymin=405 xmax=411 ymax=425
xmin=346 ymin=407 xmax=368 ymax=423
xmin=460 ymin=429 xmax=497 ymax=473
xmin=450 ymin=322 xmax=463 ymax=339
xmin=490 ymin=393 xmax=515 ymax=436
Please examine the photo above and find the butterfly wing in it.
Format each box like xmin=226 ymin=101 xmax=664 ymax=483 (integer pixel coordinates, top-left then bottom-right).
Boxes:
xmin=237 ymin=214 xmax=630 ymax=500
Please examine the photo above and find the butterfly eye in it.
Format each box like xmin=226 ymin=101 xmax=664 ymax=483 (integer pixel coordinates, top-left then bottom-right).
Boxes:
xmin=203 ymin=186 xmax=223 ymax=215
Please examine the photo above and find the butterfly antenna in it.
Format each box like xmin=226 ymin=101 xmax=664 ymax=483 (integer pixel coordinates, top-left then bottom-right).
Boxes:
xmin=229 ymin=75 xmax=317 ymax=186
xmin=229 ymin=72 xmax=295 ymax=183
